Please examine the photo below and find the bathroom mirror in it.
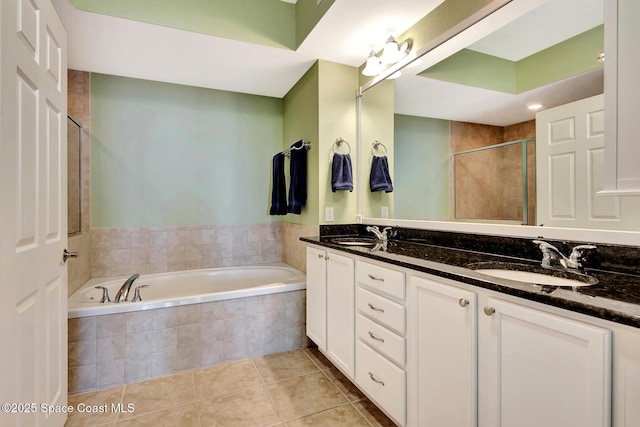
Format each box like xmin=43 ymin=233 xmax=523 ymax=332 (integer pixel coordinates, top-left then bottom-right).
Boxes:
xmin=356 ymin=0 xmax=640 ymax=232
xmin=68 ymin=115 xmax=82 ymax=236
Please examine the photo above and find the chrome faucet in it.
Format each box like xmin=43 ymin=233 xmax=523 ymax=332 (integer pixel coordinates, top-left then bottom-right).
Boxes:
xmin=114 ymin=273 xmax=140 ymax=303
xmin=532 ymin=240 xmax=571 ymax=268
xmin=532 ymin=240 xmax=596 ymax=270
xmin=366 ymin=225 xmax=392 ymax=242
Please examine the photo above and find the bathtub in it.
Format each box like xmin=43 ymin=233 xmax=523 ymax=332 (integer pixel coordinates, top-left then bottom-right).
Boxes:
xmin=68 ymin=262 xmax=306 ymax=318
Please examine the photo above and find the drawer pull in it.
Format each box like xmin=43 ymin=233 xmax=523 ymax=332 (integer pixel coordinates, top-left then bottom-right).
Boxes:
xmin=368 ymin=372 xmax=385 ymax=386
xmin=367 ymin=274 xmax=384 ymax=282
xmin=458 ymin=298 xmax=469 ymax=308
xmin=367 ymin=303 xmax=385 ymax=313
xmin=368 ymin=331 xmax=385 ymax=343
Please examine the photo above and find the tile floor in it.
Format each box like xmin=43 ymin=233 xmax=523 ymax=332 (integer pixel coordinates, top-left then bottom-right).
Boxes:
xmin=64 ymin=347 xmax=396 ymax=426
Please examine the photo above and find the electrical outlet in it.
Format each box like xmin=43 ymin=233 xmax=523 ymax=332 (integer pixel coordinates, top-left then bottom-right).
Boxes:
xmin=381 ymin=206 xmax=389 ymax=218
xmin=325 ymin=207 xmax=334 ymax=222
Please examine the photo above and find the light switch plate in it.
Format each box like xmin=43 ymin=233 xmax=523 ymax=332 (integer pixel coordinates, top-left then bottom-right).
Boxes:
xmin=381 ymin=206 xmax=389 ymax=218
xmin=325 ymin=207 xmax=334 ymax=222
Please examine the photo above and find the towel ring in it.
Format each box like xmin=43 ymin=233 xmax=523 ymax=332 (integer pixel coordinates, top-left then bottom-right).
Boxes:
xmin=371 ymin=141 xmax=388 ymax=157
xmin=331 ymin=138 xmax=351 ymax=155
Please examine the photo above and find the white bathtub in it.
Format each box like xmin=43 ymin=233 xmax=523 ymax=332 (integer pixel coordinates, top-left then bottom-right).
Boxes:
xmin=68 ymin=262 xmax=306 ymax=318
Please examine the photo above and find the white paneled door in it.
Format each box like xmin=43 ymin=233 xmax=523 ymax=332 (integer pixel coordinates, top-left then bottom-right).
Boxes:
xmin=0 ymin=0 xmax=68 ymax=426
xmin=536 ymin=94 xmax=640 ymax=230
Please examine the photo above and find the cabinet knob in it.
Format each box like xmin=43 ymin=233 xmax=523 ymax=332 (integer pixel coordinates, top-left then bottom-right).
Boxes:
xmin=325 ymin=256 xmax=330 ymax=260
xmin=458 ymin=298 xmax=469 ymax=308
xmin=317 ymin=254 xmax=324 ymax=259
xmin=483 ymin=306 xmax=496 ymax=316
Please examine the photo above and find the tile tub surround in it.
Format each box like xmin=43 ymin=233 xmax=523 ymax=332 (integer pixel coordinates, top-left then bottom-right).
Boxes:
xmin=68 ymin=290 xmax=305 ymax=394
xmin=65 ymin=348 xmax=395 ymax=427
xmin=89 ymin=223 xmax=283 ymax=278
xmin=305 ymin=225 xmax=640 ymax=328
xmin=283 ymin=223 xmax=319 ymax=273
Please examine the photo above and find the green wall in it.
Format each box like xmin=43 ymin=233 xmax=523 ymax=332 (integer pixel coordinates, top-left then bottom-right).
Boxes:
xmin=361 ymin=80 xmax=395 ymax=219
xmin=318 ymin=61 xmax=358 ymax=225
xmin=283 ymin=62 xmax=320 ymax=225
xmin=72 ymin=0 xmax=296 ymax=49
xmin=394 ymin=115 xmax=450 ymax=220
xmin=90 ymin=74 xmax=284 ymax=227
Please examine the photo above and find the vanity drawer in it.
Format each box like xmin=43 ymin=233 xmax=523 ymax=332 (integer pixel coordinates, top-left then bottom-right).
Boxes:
xmin=356 ymin=261 xmax=405 ymax=301
xmin=356 ymin=286 xmax=406 ymax=334
xmin=356 ymin=340 xmax=406 ymax=425
xmin=356 ymin=313 xmax=405 ymax=368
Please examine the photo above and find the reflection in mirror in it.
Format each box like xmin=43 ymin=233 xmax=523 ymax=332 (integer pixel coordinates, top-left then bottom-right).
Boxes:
xmin=68 ymin=115 xmax=82 ymax=236
xmin=358 ymin=0 xmax=633 ymax=229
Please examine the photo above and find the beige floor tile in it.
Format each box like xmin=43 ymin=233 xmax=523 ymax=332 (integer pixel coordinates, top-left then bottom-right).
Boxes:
xmin=198 ymin=385 xmax=282 ymax=426
xmin=303 ymin=347 xmax=333 ymax=371
xmin=118 ymin=372 xmax=195 ymax=420
xmin=253 ymin=349 xmax=318 ymax=383
xmin=114 ymin=402 xmax=198 ymax=427
xmin=193 ymin=359 xmax=262 ymax=400
xmin=65 ymin=386 xmax=124 ymax=427
xmin=352 ymin=399 xmax=396 ymax=427
xmin=322 ymin=367 xmax=366 ymax=402
xmin=285 ymin=404 xmax=371 ymax=427
xmin=266 ymin=372 xmax=347 ymax=420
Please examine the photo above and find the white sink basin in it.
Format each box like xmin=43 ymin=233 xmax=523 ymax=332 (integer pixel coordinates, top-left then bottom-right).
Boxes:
xmin=475 ymin=269 xmax=597 ymax=287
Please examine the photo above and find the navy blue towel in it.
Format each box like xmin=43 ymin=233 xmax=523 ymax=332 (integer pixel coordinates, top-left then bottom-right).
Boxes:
xmin=331 ymin=153 xmax=353 ymax=192
xmin=269 ymin=153 xmax=287 ymax=215
xmin=370 ymin=156 xmax=393 ymax=192
xmin=287 ymin=140 xmax=309 ymax=214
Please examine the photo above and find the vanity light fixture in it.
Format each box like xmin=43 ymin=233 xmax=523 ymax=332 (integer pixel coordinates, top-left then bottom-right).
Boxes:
xmin=362 ymin=35 xmax=412 ymax=77
xmin=362 ymin=50 xmax=383 ymax=76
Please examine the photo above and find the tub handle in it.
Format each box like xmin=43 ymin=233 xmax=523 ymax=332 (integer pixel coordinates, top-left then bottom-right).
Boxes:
xmin=94 ymin=286 xmax=111 ymax=303
xmin=132 ymin=285 xmax=149 ymax=302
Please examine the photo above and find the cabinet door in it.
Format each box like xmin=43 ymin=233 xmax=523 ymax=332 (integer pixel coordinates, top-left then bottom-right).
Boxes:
xmin=326 ymin=252 xmax=355 ymax=378
xmin=306 ymin=246 xmax=327 ymax=351
xmin=408 ymin=276 xmax=477 ymax=427
xmin=482 ymin=298 xmax=611 ymax=427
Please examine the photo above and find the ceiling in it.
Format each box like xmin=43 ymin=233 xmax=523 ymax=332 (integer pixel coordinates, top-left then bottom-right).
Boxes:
xmin=53 ymin=0 xmax=605 ymax=127
xmin=394 ymin=0 xmax=605 ymax=126
xmin=52 ymin=0 xmax=445 ymax=98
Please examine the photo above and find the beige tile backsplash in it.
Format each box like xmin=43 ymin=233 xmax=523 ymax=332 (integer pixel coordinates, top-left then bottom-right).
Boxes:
xmin=88 ymin=223 xmax=284 ymax=278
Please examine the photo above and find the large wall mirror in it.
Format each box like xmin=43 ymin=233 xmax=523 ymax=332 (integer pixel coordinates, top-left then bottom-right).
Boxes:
xmin=358 ymin=0 xmax=640 ymax=240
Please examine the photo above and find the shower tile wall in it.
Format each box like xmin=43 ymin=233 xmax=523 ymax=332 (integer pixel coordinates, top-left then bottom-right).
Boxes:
xmin=68 ymin=70 xmax=92 ymax=294
xmin=90 ymin=223 xmax=284 ymax=278
xmin=68 ymin=290 xmax=306 ymax=393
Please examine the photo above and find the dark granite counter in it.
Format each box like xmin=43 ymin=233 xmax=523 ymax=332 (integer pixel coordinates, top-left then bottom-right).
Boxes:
xmin=301 ymin=231 xmax=640 ymax=329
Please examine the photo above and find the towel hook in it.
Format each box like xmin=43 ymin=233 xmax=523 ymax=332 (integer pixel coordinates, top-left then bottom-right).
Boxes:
xmin=331 ymin=138 xmax=351 ymax=155
xmin=371 ymin=140 xmax=388 ymax=157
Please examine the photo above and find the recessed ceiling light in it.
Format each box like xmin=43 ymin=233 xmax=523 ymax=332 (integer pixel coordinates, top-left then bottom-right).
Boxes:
xmin=528 ymin=103 xmax=543 ymax=111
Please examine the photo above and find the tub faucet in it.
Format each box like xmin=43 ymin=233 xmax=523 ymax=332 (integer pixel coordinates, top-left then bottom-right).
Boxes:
xmin=114 ymin=273 xmax=140 ymax=303
xmin=366 ymin=226 xmax=392 ymax=242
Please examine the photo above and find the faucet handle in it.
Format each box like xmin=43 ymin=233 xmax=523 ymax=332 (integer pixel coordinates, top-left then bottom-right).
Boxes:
xmin=94 ymin=286 xmax=111 ymax=303
xmin=569 ymin=245 xmax=597 ymax=266
xmin=131 ymin=285 xmax=149 ymax=303
xmin=532 ymin=240 xmax=560 ymax=267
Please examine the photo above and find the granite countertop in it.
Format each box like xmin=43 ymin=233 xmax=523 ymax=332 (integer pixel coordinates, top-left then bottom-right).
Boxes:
xmin=301 ymin=235 xmax=640 ymax=329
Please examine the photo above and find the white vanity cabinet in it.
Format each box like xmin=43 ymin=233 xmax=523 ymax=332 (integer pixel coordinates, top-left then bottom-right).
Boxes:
xmin=407 ymin=275 xmax=478 ymax=427
xmin=603 ymin=0 xmax=640 ymax=195
xmin=305 ymin=246 xmax=355 ymax=377
xmin=407 ymin=273 xmax=612 ymax=427
xmin=479 ymin=296 xmax=611 ymax=427
xmin=354 ymin=260 xmax=407 ymax=426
